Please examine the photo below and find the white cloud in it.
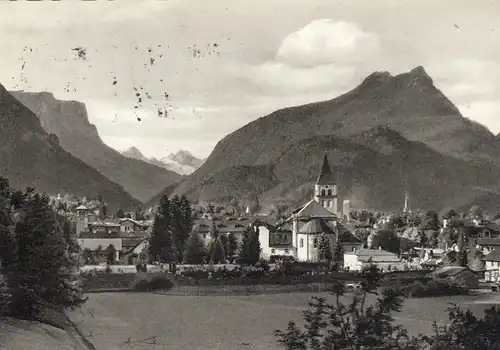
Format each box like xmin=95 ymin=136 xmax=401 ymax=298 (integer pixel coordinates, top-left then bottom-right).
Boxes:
xmin=233 ymin=19 xmax=379 ymax=94
xmin=276 ymin=19 xmax=379 ymax=68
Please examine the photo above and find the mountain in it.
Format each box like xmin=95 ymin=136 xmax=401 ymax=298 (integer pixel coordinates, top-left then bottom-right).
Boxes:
xmin=9 ymin=91 xmax=181 ymax=202
xmin=156 ymin=66 xmax=500 ymax=213
xmin=122 ymin=147 xmax=205 ymax=175
xmin=0 ymin=84 xmax=140 ymax=211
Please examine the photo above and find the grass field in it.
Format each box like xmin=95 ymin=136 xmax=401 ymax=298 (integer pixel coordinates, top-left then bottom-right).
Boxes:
xmin=67 ymin=291 xmax=500 ymax=350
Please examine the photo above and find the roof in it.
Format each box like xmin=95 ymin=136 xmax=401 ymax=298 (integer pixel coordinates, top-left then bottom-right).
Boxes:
xmin=79 ymin=231 xmax=121 ymax=239
xmin=350 ymin=248 xmax=401 ymax=263
xmin=316 ymin=154 xmax=336 ymax=185
xmin=431 ymin=265 xmax=470 ymax=277
xmin=120 ymin=218 xmax=148 ymax=227
xmin=331 ymin=223 xmax=361 ymax=243
xmin=483 ymin=222 xmax=500 ymax=233
xmin=293 ymin=200 xmax=337 ymax=219
xmin=76 ymin=205 xmax=89 ymax=210
xmin=89 ymin=220 xmax=121 ymax=227
xmin=122 ymin=237 xmax=146 ymax=250
xmin=482 ymin=248 xmax=500 ymax=262
xmin=299 ymin=218 xmax=335 ymax=235
xmin=476 ymin=238 xmax=500 ymax=246
xmin=77 ymin=238 xmax=123 ymax=251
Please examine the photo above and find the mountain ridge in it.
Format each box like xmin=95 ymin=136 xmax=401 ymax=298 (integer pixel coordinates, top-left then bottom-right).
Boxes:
xmin=9 ymin=90 xmax=181 ymax=202
xmin=153 ymin=66 xmax=500 ymax=213
xmin=122 ymin=147 xmax=205 ymax=175
xmin=0 ymin=84 xmax=140 ymax=211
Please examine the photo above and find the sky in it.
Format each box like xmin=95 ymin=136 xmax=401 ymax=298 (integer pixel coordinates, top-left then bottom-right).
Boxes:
xmin=0 ymin=0 xmax=499 ymax=159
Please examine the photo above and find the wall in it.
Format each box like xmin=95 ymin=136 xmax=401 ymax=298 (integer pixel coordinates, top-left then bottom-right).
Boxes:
xmin=343 ymin=253 xmax=362 ymax=271
xmin=296 ymin=233 xmax=320 ymax=262
xmin=484 ymin=261 xmax=500 ymax=282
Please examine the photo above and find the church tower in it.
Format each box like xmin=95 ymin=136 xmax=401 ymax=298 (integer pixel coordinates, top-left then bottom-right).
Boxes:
xmin=314 ymin=154 xmax=338 ymax=215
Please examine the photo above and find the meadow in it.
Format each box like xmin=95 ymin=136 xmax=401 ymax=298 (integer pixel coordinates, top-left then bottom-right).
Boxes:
xmin=67 ymin=291 xmax=500 ymax=350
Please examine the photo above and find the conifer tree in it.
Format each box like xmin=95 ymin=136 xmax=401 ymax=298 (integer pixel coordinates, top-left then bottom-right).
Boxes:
xmin=317 ymin=234 xmax=332 ymax=262
xmin=9 ymin=191 xmax=86 ymax=318
xmin=226 ymin=233 xmax=238 ymax=261
xmin=148 ymin=196 xmax=174 ymax=263
xmin=106 ymin=244 xmax=117 ymax=265
xmin=239 ymin=226 xmax=261 ymax=265
xmin=183 ymin=232 xmax=207 ymax=264
xmin=209 ymin=236 xmax=226 ymax=264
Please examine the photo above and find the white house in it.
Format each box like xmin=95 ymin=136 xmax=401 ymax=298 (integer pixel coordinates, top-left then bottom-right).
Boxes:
xmin=482 ymin=248 xmax=500 ymax=282
xmin=343 ymin=248 xmax=403 ymax=272
xmin=258 ymin=221 xmax=294 ymax=260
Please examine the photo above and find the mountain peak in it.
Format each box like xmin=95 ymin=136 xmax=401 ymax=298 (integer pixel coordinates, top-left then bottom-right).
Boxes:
xmin=360 ymin=71 xmax=393 ymax=89
xmin=123 ymin=146 xmax=145 ymax=160
xmin=396 ymin=65 xmax=434 ymax=87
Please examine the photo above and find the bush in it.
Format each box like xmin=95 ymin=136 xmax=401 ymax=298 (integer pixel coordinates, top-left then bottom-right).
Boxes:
xmin=131 ymin=275 xmax=174 ymax=292
xmin=402 ymin=278 xmax=468 ymax=298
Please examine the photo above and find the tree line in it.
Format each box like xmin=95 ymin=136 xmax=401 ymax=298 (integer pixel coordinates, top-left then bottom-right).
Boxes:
xmin=148 ymin=195 xmax=262 ymax=265
xmin=0 ymin=177 xmax=85 ymax=320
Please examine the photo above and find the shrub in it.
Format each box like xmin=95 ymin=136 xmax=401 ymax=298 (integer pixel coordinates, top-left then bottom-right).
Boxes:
xmin=402 ymin=278 xmax=468 ymax=298
xmin=131 ymin=275 xmax=174 ymax=292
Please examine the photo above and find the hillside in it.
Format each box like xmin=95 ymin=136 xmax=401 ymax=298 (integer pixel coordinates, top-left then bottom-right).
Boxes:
xmin=0 ymin=84 xmax=140 ymax=211
xmin=9 ymin=91 xmax=181 ymax=202
xmin=162 ymin=67 xmax=500 ymax=212
xmin=122 ymin=147 xmax=204 ymax=175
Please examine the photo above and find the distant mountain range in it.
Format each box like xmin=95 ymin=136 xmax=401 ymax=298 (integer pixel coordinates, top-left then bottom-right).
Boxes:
xmin=151 ymin=66 xmax=500 ymax=214
xmin=9 ymin=91 xmax=181 ymax=202
xmin=122 ymin=147 xmax=205 ymax=175
xmin=0 ymin=84 xmax=140 ymax=211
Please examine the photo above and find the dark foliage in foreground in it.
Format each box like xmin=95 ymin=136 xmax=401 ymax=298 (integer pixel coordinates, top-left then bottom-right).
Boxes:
xmin=0 ymin=177 xmax=86 ymax=320
xmin=275 ymin=264 xmax=500 ymax=350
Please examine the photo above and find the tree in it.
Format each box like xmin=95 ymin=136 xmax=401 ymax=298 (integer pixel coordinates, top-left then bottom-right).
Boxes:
xmin=332 ymin=244 xmax=344 ymax=271
xmin=239 ymin=226 xmax=261 ymax=265
xmin=170 ymin=195 xmax=194 ymax=263
xmin=226 ymin=233 xmax=238 ymax=261
xmin=219 ymin=233 xmax=229 ymax=259
xmin=5 ymin=190 xmax=86 ymax=318
xmin=468 ymin=205 xmax=483 ymax=219
xmin=209 ymin=236 xmax=226 ymax=264
xmin=423 ymin=211 xmax=440 ymax=231
xmin=183 ymin=232 xmax=207 ymax=264
xmin=148 ymin=196 xmax=174 ymax=263
xmin=372 ymin=230 xmax=401 ymax=254
xmin=115 ymin=208 xmax=125 ymax=218
xmin=106 ymin=244 xmax=117 ymax=265
xmin=275 ymin=265 xmax=425 ymax=349
xmin=317 ymin=234 xmax=332 ymax=262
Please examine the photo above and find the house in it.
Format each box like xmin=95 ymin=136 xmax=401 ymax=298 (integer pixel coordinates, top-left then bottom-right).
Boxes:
xmin=481 ymin=248 xmax=500 ymax=282
xmin=343 ymin=248 xmax=403 ymax=272
xmin=430 ymin=265 xmax=479 ymax=289
xmin=475 ymin=237 xmax=500 ymax=256
xmin=258 ymin=221 xmax=294 ymax=260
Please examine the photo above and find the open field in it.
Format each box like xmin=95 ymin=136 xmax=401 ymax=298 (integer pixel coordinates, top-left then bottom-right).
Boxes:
xmin=67 ymin=291 xmax=500 ymax=350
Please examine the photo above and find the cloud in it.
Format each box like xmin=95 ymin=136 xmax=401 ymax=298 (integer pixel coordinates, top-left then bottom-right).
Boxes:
xmin=233 ymin=19 xmax=379 ymax=94
xmin=276 ymin=19 xmax=379 ymax=68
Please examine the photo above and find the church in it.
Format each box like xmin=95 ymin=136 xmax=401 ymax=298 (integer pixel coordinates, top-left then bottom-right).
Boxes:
xmin=257 ymin=154 xmax=358 ymax=262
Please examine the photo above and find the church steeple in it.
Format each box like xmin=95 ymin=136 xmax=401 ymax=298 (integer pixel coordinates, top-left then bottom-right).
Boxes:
xmin=316 ymin=154 xmax=336 ymax=185
xmin=314 ymin=154 xmax=338 ymax=215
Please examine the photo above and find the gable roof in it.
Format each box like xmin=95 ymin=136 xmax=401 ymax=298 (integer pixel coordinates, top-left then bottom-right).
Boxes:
xmin=120 ymin=218 xmax=148 ymax=227
xmin=294 ymin=200 xmax=337 ymax=219
xmin=299 ymin=218 xmax=335 ymax=235
xmin=476 ymin=238 xmax=500 ymax=246
xmin=482 ymin=248 xmax=500 ymax=262
xmin=351 ymin=248 xmax=400 ymax=263
xmin=431 ymin=265 xmax=469 ymax=277
xmin=316 ymin=154 xmax=336 ymax=185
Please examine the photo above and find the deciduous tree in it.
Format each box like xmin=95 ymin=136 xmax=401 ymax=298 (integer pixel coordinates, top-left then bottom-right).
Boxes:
xmin=183 ymin=232 xmax=207 ymax=264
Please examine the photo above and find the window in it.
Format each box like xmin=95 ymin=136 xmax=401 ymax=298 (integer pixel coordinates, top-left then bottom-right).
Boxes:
xmin=300 ymin=238 xmax=304 ymax=248
xmin=284 ymin=249 xmax=289 ymax=254
xmin=271 ymin=248 xmax=275 ymax=254
xmin=321 ymin=189 xmax=326 ymax=196
xmin=327 ymin=189 xmax=332 ymax=196
xmin=313 ymin=238 xmax=318 ymax=248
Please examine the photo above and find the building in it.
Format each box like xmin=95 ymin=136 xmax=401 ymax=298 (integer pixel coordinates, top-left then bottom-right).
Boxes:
xmin=481 ymin=248 xmax=500 ymax=282
xmin=258 ymin=221 xmax=294 ymax=260
xmin=75 ymin=209 xmax=151 ymax=262
xmin=343 ymin=248 xmax=403 ymax=272
xmin=314 ymin=154 xmax=339 ymax=216
xmin=430 ymin=265 xmax=479 ymax=289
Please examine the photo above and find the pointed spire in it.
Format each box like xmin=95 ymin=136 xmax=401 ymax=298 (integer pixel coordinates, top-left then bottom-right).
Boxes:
xmin=316 ymin=154 xmax=336 ymax=185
